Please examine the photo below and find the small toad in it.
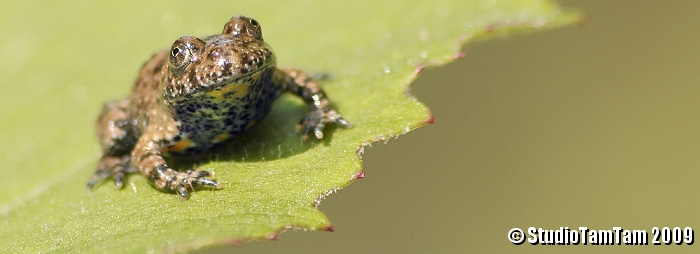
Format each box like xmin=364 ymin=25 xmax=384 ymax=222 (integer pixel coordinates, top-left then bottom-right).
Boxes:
xmin=89 ymin=16 xmax=351 ymax=199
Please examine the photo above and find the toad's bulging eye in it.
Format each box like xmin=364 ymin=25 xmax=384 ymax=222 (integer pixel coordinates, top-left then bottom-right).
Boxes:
xmin=169 ymin=44 xmax=190 ymax=72
xmin=170 ymin=47 xmax=181 ymax=58
xmin=247 ymin=18 xmax=262 ymax=40
xmin=249 ymin=19 xmax=259 ymax=28
xmin=223 ymin=16 xmax=263 ymax=40
xmin=168 ymin=36 xmax=205 ymax=73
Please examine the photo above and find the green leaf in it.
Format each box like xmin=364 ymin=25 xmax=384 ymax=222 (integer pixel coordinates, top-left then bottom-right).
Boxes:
xmin=0 ymin=0 xmax=580 ymax=253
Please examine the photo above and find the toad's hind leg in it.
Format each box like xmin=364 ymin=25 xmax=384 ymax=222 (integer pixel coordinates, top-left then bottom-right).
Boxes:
xmin=89 ymin=154 xmax=135 ymax=189
xmin=89 ymin=99 xmax=137 ymax=189
xmin=274 ymin=68 xmax=352 ymax=140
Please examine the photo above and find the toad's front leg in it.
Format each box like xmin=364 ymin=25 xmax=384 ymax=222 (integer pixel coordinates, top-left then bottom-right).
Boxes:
xmin=131 ymin=132 xmax=221 ymax=199
xmin=274 ymin=68 xmax=352 ymax=140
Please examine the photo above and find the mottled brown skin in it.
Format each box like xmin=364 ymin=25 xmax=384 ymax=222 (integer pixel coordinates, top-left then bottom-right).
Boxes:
xmin=89 ymin=16 xmax=351 ymax=199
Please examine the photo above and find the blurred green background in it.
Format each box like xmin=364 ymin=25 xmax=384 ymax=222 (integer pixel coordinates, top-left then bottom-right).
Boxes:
xmin=232 ymin=1 xmax=700 ymax=253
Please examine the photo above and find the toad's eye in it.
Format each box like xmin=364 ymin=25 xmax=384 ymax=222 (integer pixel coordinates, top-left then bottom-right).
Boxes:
xmin=169 ymin=45 xmax=189 ymax=70
xmin=249 ymin=19 xmax=259 ymax=29
xmin=223 ymin=16 xmax=263 ymax=40
xmin=168 ymin=36 xmax=205 ymax=73
xmin=247 ymin=18 xmax=263 ymax=40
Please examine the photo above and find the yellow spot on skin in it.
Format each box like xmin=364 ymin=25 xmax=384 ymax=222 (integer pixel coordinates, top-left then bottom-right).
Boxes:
xmin=207 ymin=82 xmax=250 ymax=101
xmin=162 ymin=138 xmax=193 ymax=153
xmin=214 ymin=133 xmax=231 ymax=143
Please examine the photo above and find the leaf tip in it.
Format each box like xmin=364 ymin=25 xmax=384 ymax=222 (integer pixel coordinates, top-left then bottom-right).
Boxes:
xmin=413 ymin=64 xmax=426 ymax=76
xmin=267 ymin=233 xmax=280 ymax=241
xmin=424 ymin=112 xmax=435 ymax=125
xmin=352 ymin=170 xmax=365 ymax=180
xmin=322 ymin=224 xmax=335 ymax=232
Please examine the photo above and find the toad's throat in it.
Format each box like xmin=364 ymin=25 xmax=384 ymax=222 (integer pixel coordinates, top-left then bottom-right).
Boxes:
xmin=167 ymin=67 xmax=278 ymax=154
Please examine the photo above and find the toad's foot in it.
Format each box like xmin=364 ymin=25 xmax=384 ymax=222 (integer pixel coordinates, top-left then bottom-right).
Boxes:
xmin=152 ymin=167 xmax=222 ymax=200
xmin=88 ymin=154 xmax=135 ymax=189
xmin=297 ymin=108 xmax=352 ymax=140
